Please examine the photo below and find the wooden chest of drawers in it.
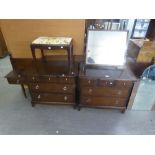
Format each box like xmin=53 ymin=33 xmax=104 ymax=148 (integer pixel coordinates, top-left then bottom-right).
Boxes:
xmin=28 ymin=75 xmax=76 ymax=107
xmin=78 ymin=64 xmax=137 ymax=112
xmin=5 ymin=60 xmax=78 ymax=107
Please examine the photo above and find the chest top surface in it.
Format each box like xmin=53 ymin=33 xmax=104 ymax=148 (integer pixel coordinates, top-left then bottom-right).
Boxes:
xmin=79 ymin=63 xmax=137 ymax=81
xmin=32 ymin=37 xmax=72 ymax=45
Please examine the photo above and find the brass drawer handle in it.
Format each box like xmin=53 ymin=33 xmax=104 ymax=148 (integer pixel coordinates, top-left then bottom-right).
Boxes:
xmin=88 ymin=80 xmax=91 ymax=84
xmin=37 ymin=94 xmax=41 ymax=99
xmin=18 ymin=74 xmax=21 ymax=78
xmin=115 ymin=100 xmax=119 ymax=105
xmin=88 ymin=88 xmax=93 ymax=93
xmin=118 ymin=91 xmax=122 ymax=95
xmin=63 ymin=86 xmax=67 ymax=91
xmin=109 ymin=82 xmax=113 ymax=85
xmin=48 ymin=77 xmax=51 ymax=81
xmin=35 ymin=85 xmax=39 ymax=89
xmin=64 ymin=96 xmax=68 ymax=101
xmin=86 ymin=98 xmax=91 ymax=103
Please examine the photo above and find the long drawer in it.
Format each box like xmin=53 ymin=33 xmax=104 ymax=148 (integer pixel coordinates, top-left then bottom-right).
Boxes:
xmin=29 ymin=83 xmax=75 ymax=94
xmin=27 ymin=76 xmax=75 ymax=84
xmin=31 ymin=93 xmax=75 ymax=104
xmin=80 ymin=96 xmax=128 ymax=107
xmin=80 ymin=87 xmax=131 ymax=98
xmin=80 ymin=78 xmax=133 ymax=88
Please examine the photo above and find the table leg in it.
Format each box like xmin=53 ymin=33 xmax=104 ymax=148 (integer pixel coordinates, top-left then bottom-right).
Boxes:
xmin=41 ymin=49 xmax=46 ymax=62
xmin=21 ymin=84 xmax=27 ymax=98
xmin=31 ymin=46 xmax=36 ymax=60
xmin=67 ymin=47 xmax=71 ymax=74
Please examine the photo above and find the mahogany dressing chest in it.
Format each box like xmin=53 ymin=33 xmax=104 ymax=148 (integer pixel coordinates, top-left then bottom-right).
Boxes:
xmin=78 ymin=30 xmax=137 ymax=112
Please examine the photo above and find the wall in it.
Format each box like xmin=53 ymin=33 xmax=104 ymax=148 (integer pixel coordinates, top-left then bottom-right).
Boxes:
xmin=0 ymin=19 xmax=85 ymax=58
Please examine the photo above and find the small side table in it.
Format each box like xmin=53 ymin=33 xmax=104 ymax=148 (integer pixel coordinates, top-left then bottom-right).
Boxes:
xmin=30 ymin=37 xmax=73 ymax=74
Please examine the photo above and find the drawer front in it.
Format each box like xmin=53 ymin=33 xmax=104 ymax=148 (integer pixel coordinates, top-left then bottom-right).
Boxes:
xmin=7 ymin=74 xmax=24 ymax=84
xmin=32 ymin=93 xmax=75 ymax=103
xmin=28 ymin=76 xmax=75 ymax=84
xmin=80 ymin=96 xmax=127 ymax=107
xmin=80 ymin=78 xmax=133 ymax=88
xmin=80 ymin=87 xmax=131 ymax=98
xmin=98 ymin=80 xmax=133 ymax=88
xmin=29 ymin=83 xmax=75 ymax=94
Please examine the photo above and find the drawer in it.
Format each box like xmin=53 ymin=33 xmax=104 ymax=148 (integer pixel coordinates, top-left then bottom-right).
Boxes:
xmin=29 ymin=83 xmax=75 ymax=94
xmin=5 ymin=71 xmax=24 ymax=84
xmin=80 ymin=96 xmax=128 ymax=107
xmin=31 ymin=93 xmax=75 ymax=103
xmin=80 ymin=87 xmax=131 ymax=98
xmin=27 ymin=76 xmax=75 ymax=84
xmin=80 ymin=78 xmax=133 ymax=88
xmin=97 ymin=80 xmax=133 ymax=88
xmin=34 ymin=45 xmax=68 ymax=50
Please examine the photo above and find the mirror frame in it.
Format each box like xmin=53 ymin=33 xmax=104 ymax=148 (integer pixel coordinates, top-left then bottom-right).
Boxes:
xmin=84 ymin=29 xmax=129 ymax=69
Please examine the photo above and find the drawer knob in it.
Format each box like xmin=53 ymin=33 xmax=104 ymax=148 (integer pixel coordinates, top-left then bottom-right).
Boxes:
xmin=18 ymin=74 xmax=21 ymax=78
xmin=124 ymin=82 xmax=126 ymax=86
xmin=64 ymin=96 xmax=68 ymax=101
xmin=105 ymin=75 xmax=110 ymax=78
xmin=61 ymin=46 xmax=63 ymax=48
xmin=88 ymin=88 xmax=93 ymax=93
xmin=86 ymin=98 xmax=91 ymax=103
xmin=118 ymin=91 xmax=122 ymax=95
xmin=88 ymin=80 xmax=91 ymax=84
xmin=35 ymin=85 xmax=39 ymax=89
xmin=65 ymin=78 xmax=68 ymax=81
xmin=63 ymin=86 xmax=67 ymax=91
xmin=32 ymin=77 xmax=35 ymax=80
xmin=115 ymin=100 xmax=119 ymax=105
xmin=37 ymin=95 xmax=41 ymax=99
xmin=48 ymin=46 xmax=51 ymax=49
xmin=48 ymin=77 xmax=50 ymax=80
xmin=109 ymin=82 xmax=113 ymax=85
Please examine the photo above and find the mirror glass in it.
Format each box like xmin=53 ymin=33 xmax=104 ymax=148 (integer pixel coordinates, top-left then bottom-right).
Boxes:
xmin=86 ymin=30 xmax=128 ymax=66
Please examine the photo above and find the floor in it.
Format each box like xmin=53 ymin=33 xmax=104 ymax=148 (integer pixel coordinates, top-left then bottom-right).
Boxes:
xmin=0 ymin=56 xmax=155 ymax=135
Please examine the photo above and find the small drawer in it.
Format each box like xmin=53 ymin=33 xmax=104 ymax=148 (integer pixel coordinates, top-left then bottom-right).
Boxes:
xmin=116 ymin=80 xmax=133 ymax=88
xmin=28 ymin=76 xmax=75 ymax=84
xmin=97 ymin=79 xmax=133 ymax=88
xmin=80 ymin=96 xmax=127 ymax=107
xmin=5 ymin=71 xmax=23 ymax=84
xmin=32 ymin=93 xmax=75 ymax=104
xmin=29 ymin=83 xmax=75 ymax=94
